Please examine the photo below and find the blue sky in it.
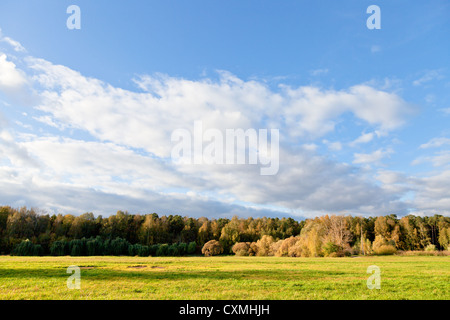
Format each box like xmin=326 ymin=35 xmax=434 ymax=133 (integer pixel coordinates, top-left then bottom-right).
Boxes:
xmin=0 ymin=0 xmax=449 ymax=218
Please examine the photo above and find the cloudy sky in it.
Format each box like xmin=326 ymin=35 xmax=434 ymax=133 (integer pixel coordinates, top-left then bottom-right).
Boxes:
xmin=0 ymin=0 xmax=449 ymax=218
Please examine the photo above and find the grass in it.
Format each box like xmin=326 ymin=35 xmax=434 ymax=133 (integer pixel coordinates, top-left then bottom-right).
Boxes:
xmin=0 ymin=255 xmax=449 ymax=300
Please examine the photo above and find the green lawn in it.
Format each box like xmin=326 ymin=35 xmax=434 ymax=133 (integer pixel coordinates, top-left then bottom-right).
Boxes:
xmin=0 ymin=255 xmax=449 ymax=300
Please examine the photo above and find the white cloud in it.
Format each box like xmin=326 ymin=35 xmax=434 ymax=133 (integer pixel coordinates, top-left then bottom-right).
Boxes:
xmin=27 ymin=57 xmax=414 ymax=154
xmin=301 ymin=143 xmax=318 ymax=151
xmin=283 ymin=85 xmax=412 ymax=138
xmin=429 ymin=152 xmax=450 ymax=167
xmin=412 ymin=151 xmax=450 ymax=168
xmin=0 ymin=54 xmax=27 ymax=91
xmin=413 ymin=70 xmax=443 ymax=86
xmin=410 ymin=170 xmax=450 ymax=215
xmin=1 ymin=37 xmax=26 ymax=52
xmin=310 ymin=68 xmax=329 ymax=76
xmin=376 ymin=170 xmax=406 ymax=185
xmin=322 ymin=139 xmax=342 ymax=151
xmin=419 ymin=137 xmax=450 ymax=149
xmin=349 ymin=132 xmax=375 ymax=146
xmin=353 ymin=148 xmax=393 ymax=165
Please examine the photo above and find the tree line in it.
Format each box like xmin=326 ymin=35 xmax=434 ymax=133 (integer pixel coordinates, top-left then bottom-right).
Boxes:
xmin=0 ymin=206 xmax=449 ymax=256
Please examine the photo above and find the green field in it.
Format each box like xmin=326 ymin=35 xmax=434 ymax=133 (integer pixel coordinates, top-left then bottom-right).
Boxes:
xmin=0 ymin=255 xmax=449 ymax=300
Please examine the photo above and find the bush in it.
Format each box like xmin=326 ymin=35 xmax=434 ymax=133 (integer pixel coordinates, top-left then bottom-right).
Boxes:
xmin=270 ymin=240 xmax=283 ymax=256
xmin=187 ymin=241 xmax=197 ymax=255
xmin=323 ymin=242 xmax=341 ymax=256
xmin=50 ymin=240 xmax=67 ymax=256
xmin=425 ymin=244 xmax=437 ymax=252
xmin=12 ymin=240 xmax=43 ymax=256
xmin=156 ymin=244 xmax=169 ymax=256
xmin=128 ymin=244 xmax=137 ymax=256
xmin=138 ymin=245 xmax=150 ymax=257
xmin=150 ymin=244 xmax=160 ymax=256
xmin=87 ymin=237 xmax=104 ymax=256
xmin=178 ymin=242 xmax=187 ymax=255
xmin=168 ymin=244 xmax=180 ymax=256
xmin=232 ymin=242 xmax=251 ymax=256
xmin=128 ymin=243 xmax=150 ymax=257
xmin=374 ymin=245 xmax=397 ymax=255
xmin=201 ymin=240 xmax=223 ymax=256
xmin=33 ymin=244 xmax=44 ymax=256
xmin=255 ymin=235 xmax=275 ymax=256
xmin=103 ymin=239 xmax=112 ymax=255
xmin=110 ymin=238 xmax=130 ymax=256
xmin=70 ymin=242 xmax=83 ymax=256
xmin=343 ymin=249 xmax=353 ymax=257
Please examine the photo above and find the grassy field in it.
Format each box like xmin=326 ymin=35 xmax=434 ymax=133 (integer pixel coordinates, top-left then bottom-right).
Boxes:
xmin=0 ymin=255 xmax=449 ymax=300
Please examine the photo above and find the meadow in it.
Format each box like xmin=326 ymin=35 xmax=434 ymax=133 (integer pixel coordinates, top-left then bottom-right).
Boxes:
xmin=0 ymin=255 xmax=449 ymax=300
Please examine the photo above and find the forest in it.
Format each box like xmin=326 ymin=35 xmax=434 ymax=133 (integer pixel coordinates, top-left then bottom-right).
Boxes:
xmin=0 ymin=206 xmax=449 ymax=257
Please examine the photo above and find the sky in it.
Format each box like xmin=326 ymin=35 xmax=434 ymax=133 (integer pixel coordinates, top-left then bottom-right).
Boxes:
xmin=0 ymin=0 xmax=449 ymax=219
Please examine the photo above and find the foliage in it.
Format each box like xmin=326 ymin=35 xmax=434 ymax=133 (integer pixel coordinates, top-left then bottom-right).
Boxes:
xmin=374 ymin=245 xmax=397 ymax=255
xmin=323 ymin=242 xmax=341 ymax=256
xmin=187 ymin=241 xmax=197 ymax=254
xmin=202 ymin=240 xmax=223 ymax=256
xmin=1 ymin=206 xmax=450 ymax=256
xmin=232 ymin=242 xmax=251 ymax=256
xmin=11 ymin=240 xmax=43 ymax=256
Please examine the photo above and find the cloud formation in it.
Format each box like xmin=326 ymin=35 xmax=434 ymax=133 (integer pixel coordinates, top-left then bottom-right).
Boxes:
xmin=1 ymin=31 xmax=446 ymax=218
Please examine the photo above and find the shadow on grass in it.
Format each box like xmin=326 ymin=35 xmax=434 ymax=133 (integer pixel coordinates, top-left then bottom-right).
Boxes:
xmin=0 ymin=267 xmax=349 ymax=282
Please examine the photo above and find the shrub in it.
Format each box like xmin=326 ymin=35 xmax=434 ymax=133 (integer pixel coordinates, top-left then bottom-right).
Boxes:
xmin=343 ymin=249 xmax=353 ymax=257
xmin=168 ymin=244 xmax=180 ymax=256
xmin=275 ymin=236 xmax=298 ymax=257
xmin=110 ymin=238 xmax=130 ymax=256
xmin=232 ymin=242 xmax=251 ymax=256
xmin=374 ymin=244 xmax=397 ymax=255
xmin=288 ymin=240 xmax=306 ymax=257
xmin=372 ymin=235 xmax=393 ymax=252
xmin=328 ymin=252 xmax=338 ymax=257
xmin=128 ymin=244 xmax=137 ymax=256
xmin=178 ymin=242 xmax=187 ymax=255
xmin=201 ymin=240 xmax=223 ymax=257
xmin=156 ymin=244 xmax=169 ymax=256
xmin=128 ymin=243 xmax=150 ymax=256
xmin=255 ymin=235 xmax=275 ymax=256
xmin=270 ymin=240 xmax=283 ymax=256
xmin=32 ymin=244 xmax=44 ymax=256
xmin=87 ymin=237 xmax=104 ymax=256
xmin=50 ymin=240 xmax=67 ymax=256
xmin=103 ymin=239 xmax=112 ymax=255
xmin=12 ymin=240 xmax=42 ymax=256
xmin=70 ymin=243 xmax=83 ymax=256
xmin=149 ymin=244 xmax=160 ymax=256
xmin=249 ymin=242 xmax=258 ymax=256
xmin=323 ymin=242 xmax=341 ymax=256
xmin=138 ymin=245 xmax=150 ymax=257
xmin=187 ymin=241 xmax=197 ymax=255
xmin=425 ymin=244 xmax=436 ymax=252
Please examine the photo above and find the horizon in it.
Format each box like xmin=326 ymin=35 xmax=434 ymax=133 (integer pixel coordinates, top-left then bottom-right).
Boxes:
xmin=1 ymin=204 xmax=445 ymax=222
